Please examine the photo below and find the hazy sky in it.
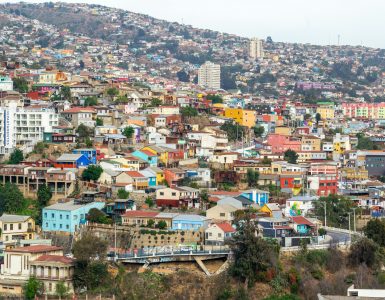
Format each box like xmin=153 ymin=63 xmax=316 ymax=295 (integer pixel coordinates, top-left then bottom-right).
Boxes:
xmin=5 ymin=0 xmax=385 ymax=48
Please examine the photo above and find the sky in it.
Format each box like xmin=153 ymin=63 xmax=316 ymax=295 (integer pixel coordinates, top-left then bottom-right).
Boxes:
xmin=4 ymin=0 xmax=385 ymax=49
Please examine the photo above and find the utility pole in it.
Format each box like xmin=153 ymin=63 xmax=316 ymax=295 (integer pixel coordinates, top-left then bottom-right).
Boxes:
xmin=114 ymin=222 xmax=117 ymax=262
xmin=321 ymin=201 xmax=327 ymax=227
xmin=348 ymin=212 xmax=352 ymax=238
xmin=352 ymin=207 xmax=357 ymax=232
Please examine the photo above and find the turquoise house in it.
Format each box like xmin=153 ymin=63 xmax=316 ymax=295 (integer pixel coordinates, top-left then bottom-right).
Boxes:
xmin=172 ymin=214 xmax=210 ymax=231
xmin=139 ymin=170 xmax=157 ymax=187
xmin=291 ymin=216 xmax=315 ymax=235
xmin=132 ymin=150 xmax=158 ymax=167
xmin=42 ymin=201 xmax=105 ymax=233
xmin=241 ymin=189 xmax=269 ymax=206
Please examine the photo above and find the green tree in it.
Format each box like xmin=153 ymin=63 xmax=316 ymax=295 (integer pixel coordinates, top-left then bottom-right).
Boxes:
xmin=356 ymin=133 xmax=377 ymax=150
xmin=96 ymin=117 xmax=103 ymax=126
xmin=220 ymin=121 xmax=245 ymax=142
xmin=87 ymin=208 xmax=111 ymax=224
xmin=145 ymin=196 xmax=154 ymax=208
xmin=106 ymin=87 xmax=119 ymax=101
xmin=82 ymin=165 xmax=103 ymax=182
xmin=73 ymin=232 xmax=108 ymax=263
xmin=181 ymin=106 xmax=198 ymax=117
xmin=206 ymin=94 xmax=223 ymax=104
xmin=0 ymin=183 xmax=26 ymax=215
xmin=9 ymin=148 xmax=24 ymax=164
xmin=33 ymin=141 xmax=48 ymax=154
xmin=55 ymin=280 xmax=69 ymax=299
xmin=246 ymin=169 xmax=259 ymax=188
xmin=230 ymin=210 xmax=279 ymax=287
xmin=313 ymin=194 xmax=355 ymax=229
xmin=364 ymin=218 xmax=385 ymax=247
xmin=77 ymin=124 xmax=93 ymax=143
xmin=122 ymin=126 xmax=135 ymax=139
xmin=150 ymin=98 xmax=162 ymax=107
xmin=117 ymin=189 xmax=130 ymax=199
xmin=12 ymin=77 xmax=29 ymax=93
xmin=253 ymin=126 xmax=265 ymax=138
xmin=37 ymin=184 xmax=52 ymax=207
xmin=115 ymin=95 xmax=129 ymax=103
xmin=157 ymin=220 xmax=167 ymax=229
xmin=348 ymin=237 xmax=383 ymax=268
xmin=147 ymin=219 xmax=155 ymax=228
xmin=284 ymin=149 xmax=299 ymax=164
xmin=24 ymin=277 xmax=43 ymax=300
xmin=60 ymin=86 xmax=71 ymax=100
xmin=84 ymin=96 xmax=98 ymax=106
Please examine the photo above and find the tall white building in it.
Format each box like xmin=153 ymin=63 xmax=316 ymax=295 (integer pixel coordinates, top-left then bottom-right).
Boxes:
xmin=198 ymin=61 xmax=221 ymax=90
xmin=0 ymin=103 xmax=58 ymax=155
xmin=249 ymin=38 xmax=264 ymax=60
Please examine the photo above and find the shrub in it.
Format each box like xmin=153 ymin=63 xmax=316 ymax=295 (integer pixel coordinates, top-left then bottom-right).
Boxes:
xmin=310 ymin=268 xmax=324 ymax=280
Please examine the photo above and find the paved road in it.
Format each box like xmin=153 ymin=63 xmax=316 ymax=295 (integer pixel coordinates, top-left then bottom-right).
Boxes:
xmin=327 ymin=228 xmax=352 ymax=244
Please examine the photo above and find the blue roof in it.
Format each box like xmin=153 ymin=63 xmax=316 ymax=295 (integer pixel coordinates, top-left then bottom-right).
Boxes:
xmin=173 ymin=214 xmax=209 ymax=222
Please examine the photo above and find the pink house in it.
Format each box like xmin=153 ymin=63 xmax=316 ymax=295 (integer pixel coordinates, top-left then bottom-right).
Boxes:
xmin=267 ymin=134 xmax=301 ymax=154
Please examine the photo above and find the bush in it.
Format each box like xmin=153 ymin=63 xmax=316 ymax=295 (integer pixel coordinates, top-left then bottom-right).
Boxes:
xmin=310 ymin=268 xmax=324 ymax=280
xmin=377 ymin=271 xmax=385 ymax=285
xmin=306 ymin=250 xmax=328 ymax=267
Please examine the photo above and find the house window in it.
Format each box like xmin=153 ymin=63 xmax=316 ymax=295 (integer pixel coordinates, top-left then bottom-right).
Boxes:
xmin=172 ymin=192 xmax=176 ymax=196
xmin=160 ymin=192 xmax=164 ymax=196
xmin=45 ymin=223 xmax=48 ymax=227
xmin=218 ymin=233 xmax=222 ymax=238
xmin=3 ymin=224 xmax=7 ymax=231
xmin=66 ymin=225 xmax=69 ymax=229
xmin=10 ymin=224 xmax=13 ymax=230
xmin=18 ymin=224 xmax=21 ymax=230
xmin=60 ymin=224 xmax=63 ymax=229
xmin=51 ymin=213 xmax=55 ymax=218
xmin=44 ymin=213 xmax=47 ymax=218
xmin=219 ymin=213 xmax=225 ymax=217
xmin=66 ymin=215 xmax=69 ymax=220
xmin=60 ymin=214 xmax=63 ymax=219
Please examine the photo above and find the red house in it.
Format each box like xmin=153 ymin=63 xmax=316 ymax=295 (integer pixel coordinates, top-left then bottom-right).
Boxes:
xmin=267 ymin=134 xmax=301 ymax=154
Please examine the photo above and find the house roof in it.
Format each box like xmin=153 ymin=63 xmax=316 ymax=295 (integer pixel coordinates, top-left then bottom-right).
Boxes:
xmin=291 ymin=216 xmax=315 ymax=226
xmin=122 ymin=211 xmax=158 ymax=218
xmin=34 ymin=255 xmax=74 ymax=264
xmin=173 ymin=214 xmax=209 ymax=222
xmin=216 ymin=222 xmax=236 ymax=233
xmin=10 ymin=245 xmax=62 ymax=253
xmin=138 ymin=149 xmax=157 ymax=157
xmin=264 ymin=203 xmax=281 ymax=211
xmin=0 ymin=214 xmax=31 ymax=223
xmin=125 ymin=171 xmax=145 ymax=178
xmin=62 ymin=107 xmax=96 ymax=114
xmin=56 ymin=153 xmax=85 ymax=162
xmin=209 ymin=204 xmax=238 ymax=213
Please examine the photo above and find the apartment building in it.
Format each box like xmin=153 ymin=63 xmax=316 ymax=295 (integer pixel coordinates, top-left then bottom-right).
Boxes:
xmin=249 ymin=37 xmax=264 ymax=60
xmin=198 ymin=61 xmax=221 ymax=90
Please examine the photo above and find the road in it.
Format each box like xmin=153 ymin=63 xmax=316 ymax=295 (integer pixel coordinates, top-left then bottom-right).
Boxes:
xmin=326 ymin=228 xmax=352 ymax=244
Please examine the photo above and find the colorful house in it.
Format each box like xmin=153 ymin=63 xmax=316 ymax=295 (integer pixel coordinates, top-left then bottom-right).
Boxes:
xmin=139 ymin=170 xmax=157 ymax=187
xmin=291 ymin=216 xmax=315 ymax=235
xmin=224 ymin=108 xmax=257 ymax=128
xmin=54 ymin=154 xmax=91 ymax=169
xmin=260 ymin=203 xmax=282 ymax=218
xmin=72 ymin=148 xmax=97 ymax=164
xmin=131 ymin=150 xmax=158 ymax=167
xmin=172 ymin=214 xmax=210 ymax=231
xmin=241 ymin=189 xmax=269 ymax=206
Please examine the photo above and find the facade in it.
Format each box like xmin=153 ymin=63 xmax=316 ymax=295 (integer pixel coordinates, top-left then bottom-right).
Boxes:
xmin=172 ymin=214 xmax=210 ymax=231
xmin=156 ymin=186 xmax=200 ymax=208
xmin=224 ymin=108 xmax=257 ymax=128
xmin=55 ymin=153 xmax=91 ymax=169
xmin=42 ymin=201 xmax=105 ymax=233
xmin=205 ymin=223 xmax=235 ymax=245
xmin=72 ymin=148 xmax=97 ymax=164
xmin=0 ymin=76 xmax=13 ymax=92
xmin=198 ymin=61 xmax=221 ymax=90
xmin=249 ymin=37 xmax=264 ymax=60
xmin=61 ymin=107 xmax=96 ymax=127
xmin=206 ymin=204 xmax=238 ymax=222
xmin=0 ymin=214 xmax=35 ymax=244
xmin=365 ymin=152 xmax=385 ymax=176
xmin=342 ymin=102 xmax=385 ymax=119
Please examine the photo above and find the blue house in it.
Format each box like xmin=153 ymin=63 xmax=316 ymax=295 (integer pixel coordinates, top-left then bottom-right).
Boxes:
xmin=42 ymin=201 xmax=105 ymax=233
xmin=291 ymin=216 xmax=315 ymax=235
xmin=131 ymin=150 xmax=158 ymax=167
xmin=258 ymin=217 xmax=293 ymax=238
xmin=55 ymin=153 xmax=91 ymax=169
xmin=241 ymin=189 xmax=269 ymax=206
xmin=73 ymin=148 xmax=97 ymax=164
xmin=172 ymin=214 xmax=210 ymax=231
xmin=139 ymin=170 xmax=157 ymax=187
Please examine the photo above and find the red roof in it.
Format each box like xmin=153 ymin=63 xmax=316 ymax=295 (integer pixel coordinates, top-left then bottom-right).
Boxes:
xmin=63 ymin=107 xmax=96 ymax=113
xmin=122 ymin=211 xmax=158 ymax=218
xmin=34 ymin=255 xmax=73 ymax=264
xmin=216 ymin=222 xmax=236 ymax=233
xmin=291 ymin=216 xmax=315 ymax=226
xmin=209 ymin=196 xmax=220 ymax=203
xmin=10 ymin=245 xmax=62 ymax=253
xmin=125 ymin=171 xmax=145 ymax=178
xmin=210 ymin=191 xmax=242 ymax=196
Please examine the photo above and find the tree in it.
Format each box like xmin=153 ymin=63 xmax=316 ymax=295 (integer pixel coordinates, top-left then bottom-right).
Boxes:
xmin=60 ymin=86 xmax=71 ymax=100
xmin=77 ymin=124 xmax=93 ymax=143
xmin=145 ymin=196 xmax=154 ymax=208
xmin=37 ymin=184 xmax=52 ymax=207
xmin=150 ymin=98 xmax=162 ymax=107
xmin=87 ymin=208 xmax=111 ymax=224
xmin=33 ymin=141 xmax=48 ymax=154
xmin=220 ymin=121 xmax=245 ymax=142
xmin=73 ymin=232 xmax=108 ymax=263
xmin=12 ymin=77 xmax=29 ymax=93
xmin=364 ymin=218 xmax=385 ymax=247
xmin=117 ymin=189 xmax=130 ymax=199
xmin=230 ymin=211 xmax=279 ymax=287
xmin=176 ymin=70 xmax=190 ymax=82
xmin=349 ymin=237 xmax=383 ymax=268
xmin=24 ymin=277 xmax=43 ymax=300
xmin=9 ymin=149 xmax=24 ymax=164
xmin=181 ymin=107 xmax=198 ymax=117
xmin=0 ymin=183 xmax=27 ymax=215
xmin=253 ymin=126 xmax=265 ymax=138
xmin=82 ymin=165 xmax=103 ymax=182
xmin=313 ymin=194 xmax=355 ymax=229
xmin=356 ymin=133 xmax=377 ymax=150
xmin=318 ymin=228 xmax=327 ymax=236
xmin=147 ymin=219 xmax=155 ymax=228
xmin=157 ymin=220 xmax=167 ymax=229
xmin=284 ymin=149 xmax=299 ymax=164
xmin=106 ymin=87 xmax=119 ymax=101
xmin=84 ymin=96 xmax=98 ymax=106
xmin=206 ymin=94 xmax=223 ymax=104
xmin=55 ymin=280 xmax=69 ymax=299
xmin=96 ymin=117 xmax=103 ymax=126
xmin=246 ymin=169 xmax=259 ymax=188
xmin=122 ymin=126 xmax=135 ymax=139
xmin=315 ymin=113 xmax=321 ymax=124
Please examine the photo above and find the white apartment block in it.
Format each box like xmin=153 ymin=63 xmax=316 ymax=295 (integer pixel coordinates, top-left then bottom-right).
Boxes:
xmin=0 ymin=103 xmax=58 ymax=155
xmin=198 ymin=61 xmax=221 ymax=90
xmin=249 ymin=38 xmax=264 ymax=60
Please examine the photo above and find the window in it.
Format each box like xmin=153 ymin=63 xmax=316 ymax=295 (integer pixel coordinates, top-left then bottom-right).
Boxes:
xmin=219 ymin=213 xmax=225 ymax=217
xmin=73 ymin=215 xmax=78 ymax=220
xmin=3 ymin=224 xmax=7 ymax=231
xmin=10 ymin=224 xmax=13 ymax=230
xmin=66 ymin=215 xmax=69 ymax=220
xmin=172 ymin=192 xmax=176 ymax=196
xmin=44 ymin=213 xmax=47 ymax=218
xmin=51 ymin=213 xmax=54 ymax=218
xmin=60 ymin=214 xmax=62 ymax=219
xmin=60 ymin=224 xmax=63 ymax=229
xmin=18 ymin=224 xmax=21 ymax=230
xmin=45 ymin=223 xmax=48 ymax=227
xmin=160 ymin=192 xmax=164 ymax=196
xmin=66 ymin=225 xmax=69 ymax=229
xmin=218 ymin=233 xmax=222 ymax=238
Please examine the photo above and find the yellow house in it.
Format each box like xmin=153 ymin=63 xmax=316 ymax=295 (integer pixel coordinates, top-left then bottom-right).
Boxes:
xmin=274 ymin=126 xmax=291 ymax=135
xmin=224 ymin=108 xmax=256 ymax=128
xmin=259 ymin=203 xmax=282 ymax=217
xmin=316 ymin=102 xmax=335 ymax=120
xmin=301 ymin=136 xmax=321 ymax=151
xmin=0 ymin=214 xmax=35 ymax=244
xmin=142 ymin=145 xmax=169 ymax=165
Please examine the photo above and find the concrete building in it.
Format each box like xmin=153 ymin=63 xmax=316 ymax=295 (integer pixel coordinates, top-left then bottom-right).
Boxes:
xmin=198 ymin=61 xmax=221 ymax=90
xmin=0 ymin=214 xmax=35 ymax=244
xmin=249 ymin=38 xmax=264 ymax=60
xmin=0 ymin=76 xmax=13 ymax=92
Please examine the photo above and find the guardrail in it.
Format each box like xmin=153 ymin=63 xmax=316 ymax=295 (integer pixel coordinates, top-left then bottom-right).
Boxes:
xmin=116 ymin=249 xmax=230 ymax=259
xmin=281 ymin=241 xmax=349 ymax=252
